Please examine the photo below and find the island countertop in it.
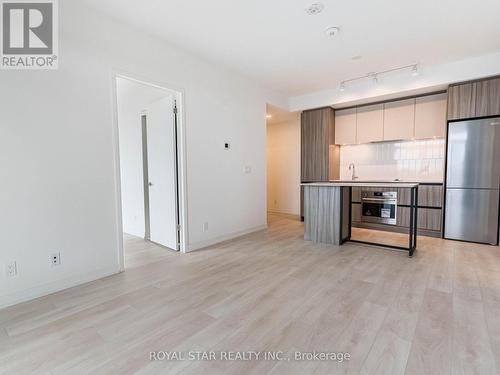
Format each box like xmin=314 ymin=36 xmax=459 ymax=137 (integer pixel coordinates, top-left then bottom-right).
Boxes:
xmin=301 ymin=181 xmax=419 ymax=188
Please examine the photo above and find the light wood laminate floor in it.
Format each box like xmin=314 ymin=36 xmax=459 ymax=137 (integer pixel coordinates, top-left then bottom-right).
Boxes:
xmin=1 ymin=214 xmax=500 ymax=374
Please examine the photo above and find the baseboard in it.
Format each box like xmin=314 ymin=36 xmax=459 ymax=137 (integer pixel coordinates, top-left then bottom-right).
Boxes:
xmin=187 ymin=224 xmax=268 ymax=252
xmin=0 ymin=265 xmax=121 ymax=310
xmin=267 ymin=208 xmax=300 ymax=216
xmin=267 ymin=210 xmax=301 ymax=220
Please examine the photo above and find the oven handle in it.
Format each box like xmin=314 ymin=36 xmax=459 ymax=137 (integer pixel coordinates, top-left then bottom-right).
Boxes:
xmin=362 ymin=198 xmax=397 ymax=203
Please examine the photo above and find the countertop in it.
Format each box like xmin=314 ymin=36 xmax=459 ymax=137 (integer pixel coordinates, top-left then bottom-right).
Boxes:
xmin=301 ymin=181 xmax=419 ymax=188
xmin=330 ymin=180 xmax=443 ymax=184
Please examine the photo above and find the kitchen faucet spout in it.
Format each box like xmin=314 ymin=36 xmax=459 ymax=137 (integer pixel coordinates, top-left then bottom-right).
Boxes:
xmin=349 ymin=163 xmax=358 ymax=180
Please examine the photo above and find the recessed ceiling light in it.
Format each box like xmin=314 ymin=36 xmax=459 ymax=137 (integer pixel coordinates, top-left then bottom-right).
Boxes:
xmin=351 ymin=55 xmax=362 ymax=60
xmin=266 ymin=114 xmax=272 ymax=119
xmin=340 ymin=82 xmax=346 ymax=92
xmin=306 ymin=3 xmax=324 ymax=15
xmin=324 ymin=26 xmax=340 ymax=37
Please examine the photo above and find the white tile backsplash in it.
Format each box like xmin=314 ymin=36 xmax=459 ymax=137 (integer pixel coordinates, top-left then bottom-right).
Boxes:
xmin=339 ymin=139 xmax=446 ymax=182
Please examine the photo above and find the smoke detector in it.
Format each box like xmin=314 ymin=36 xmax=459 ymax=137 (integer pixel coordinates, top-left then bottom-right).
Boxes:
xmin=325 ymin=26 xmax=340 ymax=37
xmin=306 ymin=3 xmax=324 ymax=15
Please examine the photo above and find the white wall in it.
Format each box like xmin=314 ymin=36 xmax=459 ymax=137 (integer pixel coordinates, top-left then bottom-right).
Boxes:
xmin=115 ymin=78 xmax=170 ymax=238
xmin=266 ymin=116 xmax=301 ymax=215
xmin=340 ymin=139 xmax=446 ymax=182
xmin=0 ymin=2 xmax=287 ymax=308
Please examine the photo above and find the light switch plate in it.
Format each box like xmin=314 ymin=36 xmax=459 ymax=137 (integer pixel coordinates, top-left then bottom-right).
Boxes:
xmin=6 ymin=261 xmax=17 ymax=277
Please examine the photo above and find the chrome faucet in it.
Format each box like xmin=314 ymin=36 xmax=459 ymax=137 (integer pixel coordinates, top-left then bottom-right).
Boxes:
xmin=349 ymin=163 xmax=358 ymax=180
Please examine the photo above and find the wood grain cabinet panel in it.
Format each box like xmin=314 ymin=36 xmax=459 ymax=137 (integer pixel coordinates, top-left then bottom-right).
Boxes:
xmin=352 ymin=203 xmax=361 ymax=222
xmin=396 ymin=207 xmax=410 ymax=228
xmin=397 ymin=188 xmax=411 ymax=206
xmin=415 ymin=94 xmax=447 ymax=139
xmin=396 ymin=185 xmax=444 ymax=207
xmin=335 ymin=108 xmax=357 ymax=145
xmin=301 ymin=108 xmax=334 ymax=182
xmin=383 ymin=98 xmax=416 ymax=141
xmin=351 ymin=187 xmax=361 ymax=202
xmin=356 ymin=104 xmax=384 ymax=143
xmin=396 ymin=206 xmax=441 ymax=231
xmin=419 ymin=185 xmax=443 ymax=207
xmin=396 ymin=206 xmax=423 ymax=229
xmin=475 ymin=78 xmax=500 ymax=117
xmin=417 ymin=209 xmax=427 ymax=230
xmin=448 ymin=83 xmax=477 ymax=120
xmin=426 ymin=209 xmax=442 ymax=231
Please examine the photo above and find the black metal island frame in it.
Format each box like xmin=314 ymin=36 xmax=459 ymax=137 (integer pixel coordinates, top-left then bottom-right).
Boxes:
xmin=301 ymin=182 xmax=419 ymax=257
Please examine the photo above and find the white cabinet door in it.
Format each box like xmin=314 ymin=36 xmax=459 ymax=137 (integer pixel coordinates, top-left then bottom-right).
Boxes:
xmin=383 ymin=98 xmax=415 ymax=141
xmin=415 ymin=93 xmax=447 ymax=139
xmin=356 ymin=104 xmax=384 ymax=143
xmin=335 ymin=108 xmax=357 ymax=145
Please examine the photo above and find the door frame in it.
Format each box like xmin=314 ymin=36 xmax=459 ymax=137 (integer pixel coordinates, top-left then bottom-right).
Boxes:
xmin=110 ymin=69 xmax=189 ymax=272
xmin=141 ymin=114 xmax=151 ymax=241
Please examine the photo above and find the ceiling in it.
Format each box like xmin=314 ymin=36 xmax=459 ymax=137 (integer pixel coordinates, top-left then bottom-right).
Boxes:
xmin=83 ymin=0 xmax=500 ymax=97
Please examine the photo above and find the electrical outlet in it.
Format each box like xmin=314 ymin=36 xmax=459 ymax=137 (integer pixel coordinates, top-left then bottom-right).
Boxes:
xmin=6 ymin=261 xmax=17 ymax=277
xmin=51 ymin=252 xmax=61 ymax=266
xmin=203 ymin=222 xmax=209 ymax=232
xmin=244 ymin=165 xmax=252 ymax=174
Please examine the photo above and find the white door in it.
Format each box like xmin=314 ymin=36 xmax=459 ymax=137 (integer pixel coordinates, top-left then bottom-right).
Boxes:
xmin=145 ymin=95 xmax=178 ymax=250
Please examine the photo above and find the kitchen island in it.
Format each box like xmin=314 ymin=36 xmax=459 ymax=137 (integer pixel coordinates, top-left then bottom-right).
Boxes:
xmin=301 ymin=182 xmax=419 ymax=256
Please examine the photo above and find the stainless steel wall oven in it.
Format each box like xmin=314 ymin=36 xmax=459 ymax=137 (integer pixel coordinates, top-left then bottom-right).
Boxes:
xmin=361 ymin=191 xmax=398 ymax=225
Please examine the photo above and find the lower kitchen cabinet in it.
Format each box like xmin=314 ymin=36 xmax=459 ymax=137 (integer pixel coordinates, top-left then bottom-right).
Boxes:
xmin=425 ymin=208 xmax=442 ymax=232
xmin=397 ymin=207 xmax=442 ymax=232
xmin=352 ymin=203 xmax=361 ymax=222
xmin=351 ymin=184 xmax=443 ymax=237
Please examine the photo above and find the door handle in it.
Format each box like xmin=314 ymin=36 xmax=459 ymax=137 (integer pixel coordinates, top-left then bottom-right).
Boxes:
xmin=362 ymin=198 xmax=397 ymax=203
xmin=148 ymin=182 xmax=154 ymax=187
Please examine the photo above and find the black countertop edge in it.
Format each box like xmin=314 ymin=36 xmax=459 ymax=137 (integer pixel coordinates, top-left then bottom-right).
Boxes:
xmin=301 ymin=181 xmax=444 ymax=186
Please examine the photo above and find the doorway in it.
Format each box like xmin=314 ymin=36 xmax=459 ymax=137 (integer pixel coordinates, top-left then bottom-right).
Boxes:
xmin=113 ymin=74 xmax=186 ymax=267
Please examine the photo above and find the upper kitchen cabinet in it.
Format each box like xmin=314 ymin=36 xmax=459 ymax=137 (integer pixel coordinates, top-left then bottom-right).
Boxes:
xmin=448 ymin=77 xmax=500 ymax=120
xmin=356 ymin=104 xmax=384 ymax=143
xmin=414 ymin=93 xmax=447 ymax=139
xmin=334 ymin=108 xmax=357 ymax=145
xmin=475 ymin=77 xmax=500 ymax=117
xmin=301 ymin=107 xmax=336 ymax=182
xmin=383 ymin=98 xmax=415 ymax=141
xmin=448 ymin=82 xmax=477 ymax=120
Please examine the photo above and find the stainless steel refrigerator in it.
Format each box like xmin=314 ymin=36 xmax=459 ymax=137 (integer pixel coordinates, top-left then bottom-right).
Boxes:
xmin=444 ymin=117 xmax=500 ymax=245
